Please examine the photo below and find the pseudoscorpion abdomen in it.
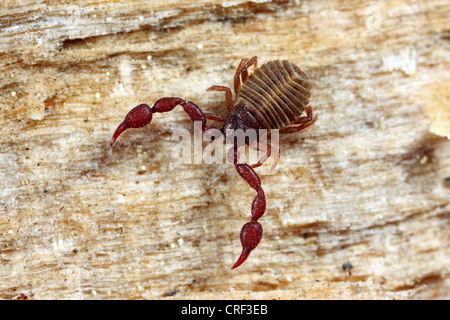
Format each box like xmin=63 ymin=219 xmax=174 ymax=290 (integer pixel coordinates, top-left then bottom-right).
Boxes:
xmin=237 ymin=60 xmax=312 ymax=130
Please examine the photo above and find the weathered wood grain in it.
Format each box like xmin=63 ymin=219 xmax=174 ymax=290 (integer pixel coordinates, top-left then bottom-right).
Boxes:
xmin=0 ymin=0 xmax=449 ymax=299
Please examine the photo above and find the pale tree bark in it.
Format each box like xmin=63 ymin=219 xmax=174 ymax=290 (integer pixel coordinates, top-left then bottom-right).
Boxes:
xmin=0 ymin=0 xmax=449 ymax=299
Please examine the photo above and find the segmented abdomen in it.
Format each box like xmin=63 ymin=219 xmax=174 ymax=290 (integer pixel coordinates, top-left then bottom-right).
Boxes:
xmin=237 ymin=60 xmax=312 ymax=130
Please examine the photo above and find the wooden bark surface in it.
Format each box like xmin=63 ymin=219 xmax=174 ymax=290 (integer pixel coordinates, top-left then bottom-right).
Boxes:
xmin=1 ymin=0 xmax=449 ymax=300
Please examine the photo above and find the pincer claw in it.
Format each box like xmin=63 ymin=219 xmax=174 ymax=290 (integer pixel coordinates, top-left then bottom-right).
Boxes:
xmin=231 ymin=220 xmax=263 ymax=269
xmin=111 ymin=104 xmax=153 ymax=146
